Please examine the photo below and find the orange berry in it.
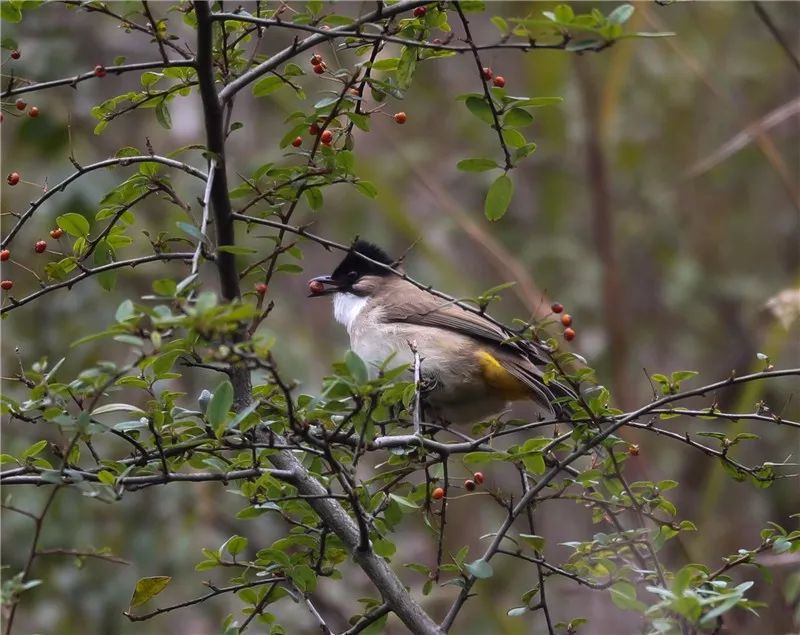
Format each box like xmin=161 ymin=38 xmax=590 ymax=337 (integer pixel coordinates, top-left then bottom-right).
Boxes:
xmin=431 ymin=487 xmax=445 ymax=500
xmin=320 ymin=130 xmax=333 ymax=145
xmin=473 ymin=471 xmax=484 ymax=485
xmin=492 ymin=75 xmax=506 ymax=88
xmin=49 ymin=228 xmax=64 ymax=239
xmin=393 ymin=111 xmax=407 ymax=124
xmin=563 ymin=327 xmax=576 ymax=341
xmin=560 ymin=313 xmax=572 ymax=327
xmin=550 ymin=302 xmax=563 ymax=314
xmin=628 ymin=444 xmax=640 ymax=457
xmin=28 ymin=106 xmax=39 ymax=118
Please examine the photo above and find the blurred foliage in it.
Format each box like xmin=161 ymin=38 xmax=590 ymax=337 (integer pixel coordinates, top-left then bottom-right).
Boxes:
xmin=1 ymin=1 xmax=799 ymax=634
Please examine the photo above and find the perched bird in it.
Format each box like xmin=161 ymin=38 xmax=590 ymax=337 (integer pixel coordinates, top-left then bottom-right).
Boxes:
xmin=308 ymin=240 xmax=573 ymax=425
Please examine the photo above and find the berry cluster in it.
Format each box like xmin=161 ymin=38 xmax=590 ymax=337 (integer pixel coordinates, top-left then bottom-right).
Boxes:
xmin=551 ymin=302 xmax=575 ymax=341
xmin=431 ymin=471 xmax=485 ymax=500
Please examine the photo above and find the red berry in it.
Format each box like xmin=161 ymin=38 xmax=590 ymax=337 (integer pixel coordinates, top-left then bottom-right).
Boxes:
xmin=481 ymin=67 xmax=493 ymax=81
xmin=310 ymin=54 xmax=323 ymax=66
xmin=413 ymin=6 xmax=427 ymax=17
xmin=320 ymin=130 xmax=333 ymax=145
xmin=34 ymin=240 xmax=47 ymax=254
xmin=28 ymin=106 xmax=39 ymax=118
xmin=563 ymin=327 xmax=576 ymax=341
xmin=313 ymin=63 xmax=326 ymax=75
xmin=10 ymin=50 xmax=21 ymax=60
xmin=291 ymin=136 xmax=303 ymax=148
xmin=94 ymin=65 xmax=107 ymax=77
xmin=0 ymin=249 xmax=10 ymax=262
xmin=431 ymin=487 xmax=445 ymax=500
xmin=255 ymin=282 xmax=268 ymax=295
xmin=464 ymin=479 xmax=476 ymax=492
xmin=309 ymin=123 xmax=320 ymax=136
xmin=308 ymin=279 xmax=325 ymax=295
xmin=393 ymin=111 xmax=407 ymax=124
xmin=7 ymin=172 xmax=20 ymax=186
xmin=492 ymin=75 xmax=506 ymax=88
xmin=15 ymin=98 xmax=26 ymax=111
xmin=560 ymin=313 xmax=573 ymax=327
xmin=550 ymin=302 xmax=563 ymax=314
xmin=473 ymin=471 xmax=484 ymax=485
xmin=49 ymin=228 xmax=64 ymax=239
xmin=1 ymin=280 xmax=13 ymax=291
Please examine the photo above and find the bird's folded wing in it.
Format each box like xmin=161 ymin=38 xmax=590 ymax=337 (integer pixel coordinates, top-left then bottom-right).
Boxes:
xmin=380 ymin=290 xmax=549 ymax=364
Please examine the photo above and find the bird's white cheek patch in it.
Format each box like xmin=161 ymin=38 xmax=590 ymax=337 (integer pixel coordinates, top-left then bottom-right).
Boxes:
xmin=333 ymin=293 xmax=368 ymax=333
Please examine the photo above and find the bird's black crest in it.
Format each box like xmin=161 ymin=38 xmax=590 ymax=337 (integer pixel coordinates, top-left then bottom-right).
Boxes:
xmin=331 ymin=240 xmax=393 ymax=282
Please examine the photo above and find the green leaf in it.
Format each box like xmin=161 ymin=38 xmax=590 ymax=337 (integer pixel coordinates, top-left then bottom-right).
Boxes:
xmin=372 ymin=58 xmax=399 ymax=71
xmin=57 ymin=213 xmax=90 ymax=238
xmin=155 ymin=100 xmax=172 ymax=130
xmin=484 ymin=174 xmax=513 ymax=221
xmin=519 ymin=534 xmax=545 ymax=551
xmin=456 ymin=158 xmax=499 ymax=172
xmin=464 ymin=558 xmax=493 ymax=579
xmin=252 ymin=75 xmax=285 ymax=97
xmin=94 ymin=239 xmax=117 ymax=292
xmin=0 ymin=3 xmax=22 ymax=22
xmin=129 ymin=576 xmax=172 ymax=609
xmin=388 ymin=493 xmax=419 ymax=509
xmin=115 ymin=300 xmax=135 ymax=322
xmin=465 ymin=96 xmax=494 ymax=125
xmin=304 ymin=187 xmax=323 ymax=210
xmin=206 ymin=380 xmax=234 ymax=428
xmin=224 ymin=535 xmax=248 ymax=556
xmin=22 ymin=440 xmax=48 ymax=458
xmin=176 ymin=221 xmax=206 ymax=242
xmin=345 ymin=350 xmax=368 ymax=384
xmin=609 ymin=581 xmax=646 ymax=611
xmin=608 ymin=3 xmax=634 ymax=25
xmin=504 ymin=108 xmax=534 ymax=128
xmin=397 ymin=46 xmax=417 ymax=90
xmin=355 ymin=181 xmax=378 ymax=198
xmin=216 ymin=245 xmax=257 ymax=255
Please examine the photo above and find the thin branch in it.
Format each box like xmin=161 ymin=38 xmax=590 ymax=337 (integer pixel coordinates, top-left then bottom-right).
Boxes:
xmin=191 ymin=158 xmax=216 ymax=277
xmin=0 ymin=252 xmax=194 ymax=315
xmin=1 ymin=466 xmax=296 ymax=489
xmin=0 ymin=60 xmax=195 ymax=98
xmin=1 ymin=156 xmax=206 ymax=250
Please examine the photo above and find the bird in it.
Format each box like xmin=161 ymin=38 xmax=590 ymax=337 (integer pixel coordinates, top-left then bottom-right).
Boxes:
xmin=308 ymin=240 xmax=574 ymax=425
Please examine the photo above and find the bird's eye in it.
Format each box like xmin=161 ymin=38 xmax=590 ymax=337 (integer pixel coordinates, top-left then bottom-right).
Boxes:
xmin=347 ymin=271 xmax=358 ymax=282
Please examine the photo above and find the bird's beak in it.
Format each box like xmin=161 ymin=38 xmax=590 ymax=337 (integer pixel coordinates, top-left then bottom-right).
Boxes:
xmin=308 ymin=275 xmax=339 ymax=297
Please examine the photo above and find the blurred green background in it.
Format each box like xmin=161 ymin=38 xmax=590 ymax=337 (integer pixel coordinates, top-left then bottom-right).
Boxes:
xmin=1 ymin=2 xmax=798 ymax=634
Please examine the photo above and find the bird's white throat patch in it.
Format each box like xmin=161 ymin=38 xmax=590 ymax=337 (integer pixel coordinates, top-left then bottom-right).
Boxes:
xmin=333 ymin=293 xmax=368 ymax=333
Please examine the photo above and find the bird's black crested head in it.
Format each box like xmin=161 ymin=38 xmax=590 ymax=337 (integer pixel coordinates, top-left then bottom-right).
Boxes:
xmin=330 ymin=240 xmax=394 ymax=284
